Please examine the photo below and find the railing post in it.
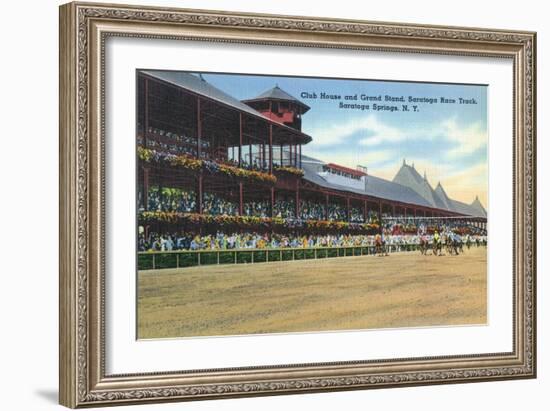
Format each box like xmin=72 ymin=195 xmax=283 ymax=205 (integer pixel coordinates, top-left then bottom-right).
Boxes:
xmin=152 ymin=254 xmax=156 ymax=270
xmin=176 ymin=253 xmax=180 ymax=269
xmin=198 ymin=252 xmax=201 ymax=266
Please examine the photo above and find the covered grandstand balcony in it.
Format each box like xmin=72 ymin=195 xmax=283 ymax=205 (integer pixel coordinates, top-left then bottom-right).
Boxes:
xmin=136 ymin=70 xmax=487 ymax=247
xmin=137 ymin=70 xmax=311 ymax=174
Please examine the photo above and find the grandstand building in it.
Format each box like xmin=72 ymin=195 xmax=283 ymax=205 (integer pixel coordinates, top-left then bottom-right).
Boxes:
xmin=136 ymin=70 xmax=487 ymax=236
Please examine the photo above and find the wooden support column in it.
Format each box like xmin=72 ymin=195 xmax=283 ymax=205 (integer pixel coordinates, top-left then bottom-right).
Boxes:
xmin=143 ymin=78 xmax=149 ymax=148
xmin=197 ymin=174 xmax=203 ymax=214
xmin=298 ymin=144 xmax=302 ymax=169
xmin=143 ymin=167 xmax=149 ymax=211
xmin=269 ymin=124 xmax=273 ymax=174
xmin=248 ymin=142 xmax=252 ymax=168
xmin=364 ymin=200 xmax=368 ymax=223
xmin=346 ymin=197 xmax=351 ymax=222
xmin=294 ymin=141 xmax=298 ymax=167
xmin=196 ymin=97 xmax=202 ymax=159
xmin=238 ymin=182 xmax=243 ymax=216
xmin=238 ymin=113 xmax=243 ymax=168
xmin=295 ymin=180 xmax=300 ymax=218
xmin=280 ymin=143 xmax=283 ymax=166
xmin=270 ymin=187 xmax=275 ymax=217
xmin=378 ymin=201 xmax=383 ymax=234
xmin=392 ymin=204 xmax=396 ymax=216
xmin=325 ymin=193 xmax=329 ymax=220
xmin=289 ymin=143 xmax=293 ymax=167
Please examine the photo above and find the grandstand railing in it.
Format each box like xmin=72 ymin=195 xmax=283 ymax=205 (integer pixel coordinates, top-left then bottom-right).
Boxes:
xmin=137 ymin=244 xmax=421 ymax=270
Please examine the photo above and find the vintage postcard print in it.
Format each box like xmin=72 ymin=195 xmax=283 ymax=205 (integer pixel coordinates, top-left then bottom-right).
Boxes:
xmin=136 ymin=70 xmax=488 ymax=339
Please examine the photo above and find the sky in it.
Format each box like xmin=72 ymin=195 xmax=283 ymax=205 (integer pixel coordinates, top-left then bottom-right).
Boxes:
xmin=201 ymin=72 xmax=488 ymax=207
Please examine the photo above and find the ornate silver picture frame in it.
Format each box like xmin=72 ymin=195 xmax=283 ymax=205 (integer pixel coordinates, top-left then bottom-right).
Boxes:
xmin=59 ymin=2 xmax=536 ymax=408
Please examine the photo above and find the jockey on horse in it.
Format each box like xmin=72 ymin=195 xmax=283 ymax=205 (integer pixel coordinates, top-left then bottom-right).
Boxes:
xmin=417 ymin=223 xmax=429 ymax=255
xmin=374 ymin=230 xmax=389 ymax=257
xmin=419 ymin=233 xmax=429 ymax=255
xmin=433 ymin=230 xmax=442 ymax=256
xmin=374 ymin=233 xmax=384 ymax=256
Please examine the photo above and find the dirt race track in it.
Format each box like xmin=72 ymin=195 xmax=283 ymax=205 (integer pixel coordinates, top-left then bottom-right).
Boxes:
xmin=137 ymin=246 xmax=487 ymax=339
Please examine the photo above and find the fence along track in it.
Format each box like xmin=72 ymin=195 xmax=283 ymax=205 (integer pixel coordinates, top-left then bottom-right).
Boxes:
xmin=137 ymin=245 xmax=422 ymax=270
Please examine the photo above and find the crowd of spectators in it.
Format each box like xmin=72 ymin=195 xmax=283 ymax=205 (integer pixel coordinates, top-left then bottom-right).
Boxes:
xmin=138 ymin=125 xmax=210 ymax=158
xmin=299 ymin=200 xmax=325 ymax=221
xmin=349 ymin=207 xmax=365 ymax=223
xmin=327 ymin=203 xmax=347 ymax=221
xmin=222 ymin=157 xmax=270 ymax=172
xmin=202 ymin=192 xmax=238 ymax=216
xmin=367 ymin=210 xmax=380 ymax=225
xmin=138 ymin=229 xmax=487 ymax=252
xmin=139 ymin=231 xmax=376 ymax=252
xmin=243 ymin=200 xmax=270 ymax=218
xmin=143 ymin=187 xmax=197 ymax=213
xmin=138 ymin=125 xmax=302 ymax=172
xmin=273 ymin=198 xmax=295 ymax=219
xmin=383 ymin=217 xmax=487 ymax=236
xmin=139 ymin=186 xmax=486 ymax=240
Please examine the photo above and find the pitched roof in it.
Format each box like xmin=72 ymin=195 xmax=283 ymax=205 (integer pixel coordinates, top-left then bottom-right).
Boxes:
xmin=139 ymin=70 xmax=312 ymax=143
xmin=470 ymin=196 xmax=488 ymax=217
xmin=392 ymin=163 xmax=438 ymax=207
xmin=142 ymin=70 xmax=263 ymax=118
xmin=302 ymin=160 xmax=433 ymax=207
xmin=434 ymin=182 xmax=453 ymax=210
xmin=449 ymin=199 xmax=478 ymax=216
xmin=301 ymin=156 xmax=487 ymax=217
xmin=243 ymin=85 xmax=310 ymax=112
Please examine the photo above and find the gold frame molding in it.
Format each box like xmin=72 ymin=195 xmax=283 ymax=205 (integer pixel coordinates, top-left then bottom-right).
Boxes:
xmin=59 ymin=2 xmax=537 ymax=408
